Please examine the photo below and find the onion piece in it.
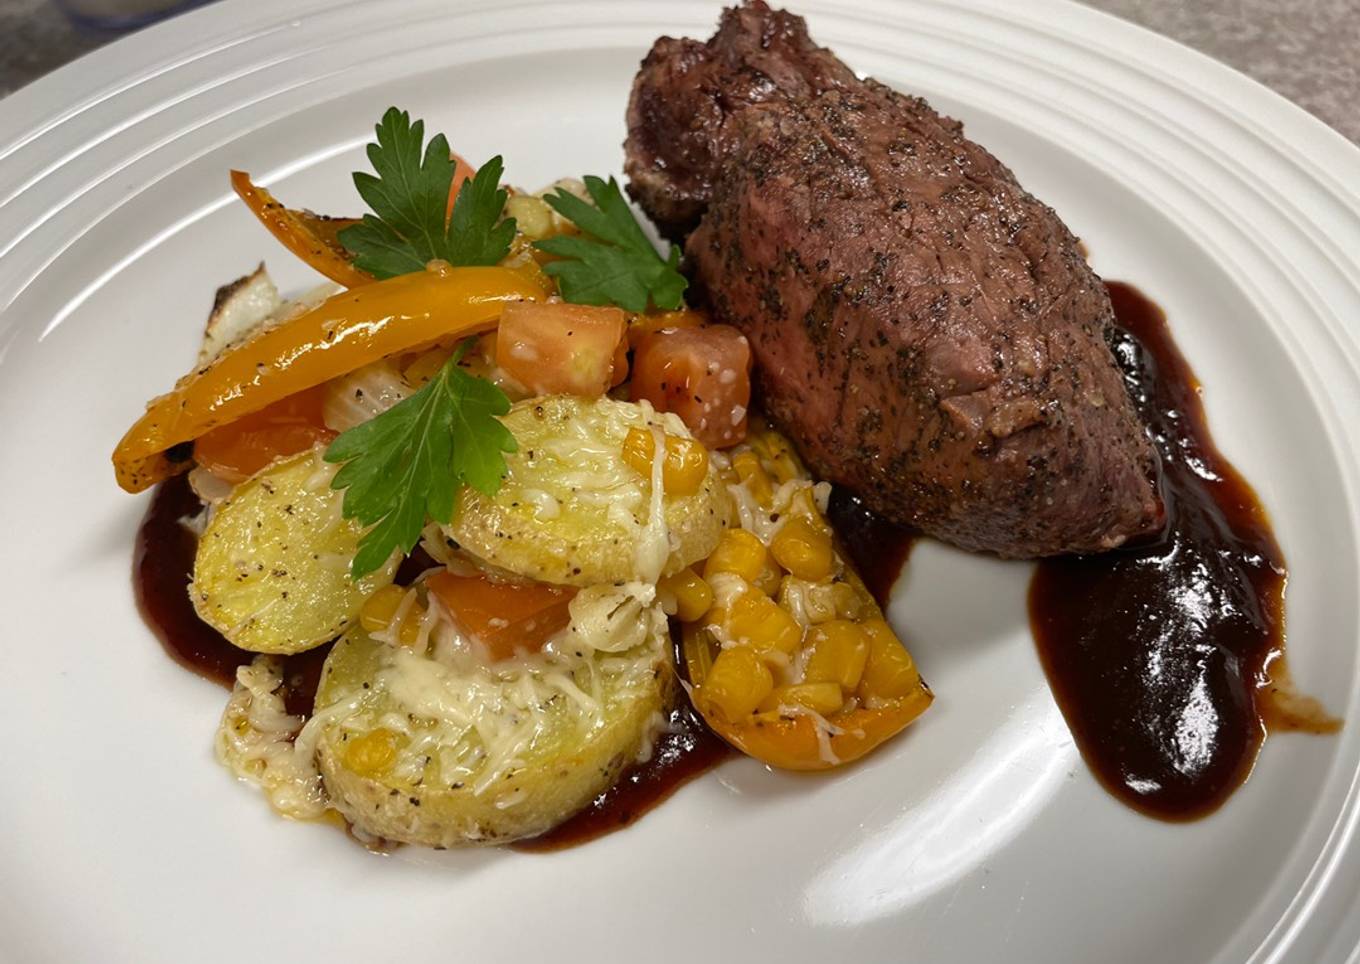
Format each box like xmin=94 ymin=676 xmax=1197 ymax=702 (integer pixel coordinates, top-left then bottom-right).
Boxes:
xmin=322 ymin=361 xmax=413 ymax=433
xmin=188 ymin=465 xmax=236 ymax=505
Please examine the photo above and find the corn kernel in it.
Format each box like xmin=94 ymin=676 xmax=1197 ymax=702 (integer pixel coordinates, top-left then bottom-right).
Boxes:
xmin=858 ymin=619 xmax=921 ymax=700
xmin=699 ymin=646 xmax=774 ymax=719
xmin=771 ymin=516 xmax=834 ymax=581
xmin=343 ymin=727 xmax=398 ymax=778
xmin=505 ymin=194 xmax=555 ymax=240
xmin=732 ymin=450 xmax=773 ymax=506
xmin=759 ymin=682 xmax=845 ymax=716
xmin=779 ymin=577 xmax=837 ymax=624
xmin=360 ymin=585 xmax=425 ymax=646
xmin=360 ymin=585 xmax=406 ymax=632
xmin=789 ymin=485 xmax=824 ymax=521
xmin=621 ymin=427 xmax=710 ymax=497
xmin=704 ymin=529 xmax=769 ymax=584
xmin=754 ymin=553 xmax=783 ymax=596
xmin=711 ymin=591 xmax=803 ymax=659
xmin=658 ymin=568 xmax=713 ymax=623
xmin=769 ymin=451 xmax=801 ymax=484
xmin=830 ymin=582 xmax=865 ymax=621
xmin=803 ymin=620 xmax=870 ymax=691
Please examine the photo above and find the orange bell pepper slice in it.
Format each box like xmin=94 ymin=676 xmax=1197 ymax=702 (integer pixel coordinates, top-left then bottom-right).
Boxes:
xmin=112 ymin=264 xmax=548 ymax=493
xmin=230 ymin=171 xmax=372 ymax=289
xmin=233 ymin=150 xmax=476 ymax=287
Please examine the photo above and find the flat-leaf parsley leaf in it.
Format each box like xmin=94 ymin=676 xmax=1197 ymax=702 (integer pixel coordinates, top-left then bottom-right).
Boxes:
xmin=533 ymin=175 xmax=687 ymax=312
xmin=325 ymin=341 xmax=517 ymax=578
xmin=338 ymin=107 xmax=516 ymax=278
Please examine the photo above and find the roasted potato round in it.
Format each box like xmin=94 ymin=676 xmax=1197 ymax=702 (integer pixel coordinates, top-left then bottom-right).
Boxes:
xmin=313 ymin=599 xmax=672 ymax=847
xmin=191 ymin=448 xmax=397 ymax=654
xmin=445 ymin=395 xmax=733 ymax=586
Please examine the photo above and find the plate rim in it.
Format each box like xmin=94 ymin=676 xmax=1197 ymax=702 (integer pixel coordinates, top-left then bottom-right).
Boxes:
xmin=2 ymin=2 xmax=1359 ymax=962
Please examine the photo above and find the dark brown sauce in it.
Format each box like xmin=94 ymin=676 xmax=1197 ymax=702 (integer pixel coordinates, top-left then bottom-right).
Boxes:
xmin=827 ymin=488 xmax=918 ymax=607
xmin=135 ymin=282 xmax=1333 ymax=833
xmin=134 ymin=474 xmax=332 ymax=711
xmin=520 ymin=497 xmax=919 ymax=850
xmin=134 ymin=475 xmax=255 ymax=687
xmin=135 ymin=460 xmax=922 ymax=851
xmin=134 ymin=481 xmax=739 ymax=849
xmin=1029 ymin=282 xmax=1339 ymax=821
xmin=516 ymin=704 xmax=732 ymax=852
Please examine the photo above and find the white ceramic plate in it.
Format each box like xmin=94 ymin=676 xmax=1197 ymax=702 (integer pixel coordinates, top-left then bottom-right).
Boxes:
xmin=3 ymin=1 xmax=1360 ymax=961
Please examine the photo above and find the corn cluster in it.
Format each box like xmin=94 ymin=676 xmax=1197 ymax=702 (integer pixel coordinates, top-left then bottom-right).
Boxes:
xmin=666 ymin=426 xmax=920 ymax=725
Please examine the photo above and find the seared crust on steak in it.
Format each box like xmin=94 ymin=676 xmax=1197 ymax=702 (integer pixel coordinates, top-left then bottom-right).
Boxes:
xmin=625 ymin=1 xmax=1163 ymax=557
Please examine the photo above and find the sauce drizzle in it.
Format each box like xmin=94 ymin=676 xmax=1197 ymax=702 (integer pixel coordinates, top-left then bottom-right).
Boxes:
xmin=1029 ymin=282 xmax=1339 ymax=821
xmin=134 ymin=475 xmax=254 ymax=687
xmin=134 ymin=481 xmax=736 ymax=848
xmin=516 ymin=704 xmax=731 ymax=851
xmin=134 ymin=281 xmax=1327 ymax=835
xmin=827 ymin=488 xmax=917 ymax=607
xmin=134 ymin=475 xmax=334 ymax=713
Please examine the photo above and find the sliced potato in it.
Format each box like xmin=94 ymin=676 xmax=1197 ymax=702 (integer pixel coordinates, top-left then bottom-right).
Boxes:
xmin=191 ymin=448 xmax=396 ymax=654
xmin=446 ymin=395 xmax=733 ymax=586
xmin=313 ymin=614 xmax=671 ymax=846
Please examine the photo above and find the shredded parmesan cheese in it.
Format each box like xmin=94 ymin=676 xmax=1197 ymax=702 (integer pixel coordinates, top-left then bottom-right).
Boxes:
xmin=326 ymin=592 xmax=670 ymax=799
xmin=215 ymin=657 xmax=328 ymax=820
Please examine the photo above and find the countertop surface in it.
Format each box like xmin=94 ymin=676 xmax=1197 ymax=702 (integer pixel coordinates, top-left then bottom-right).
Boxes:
xmin=0 ymin=0 xmax=1357 ymax=145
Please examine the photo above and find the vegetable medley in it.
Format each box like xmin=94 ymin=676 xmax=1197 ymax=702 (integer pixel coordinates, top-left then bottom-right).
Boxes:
xmin=114 ymin=108 xmax=931 ymax=848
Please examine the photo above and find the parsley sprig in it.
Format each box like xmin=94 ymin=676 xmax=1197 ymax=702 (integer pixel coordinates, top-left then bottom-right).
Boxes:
xmin=534 ymin=176 xmax=687 ymax=312
xmin=339 ymin=107 xmax=516 ymax=278
xmin=321 ymin=109 xmax=689 ymax=577
xmin=325 ymin=342 xmax=517 ymax=578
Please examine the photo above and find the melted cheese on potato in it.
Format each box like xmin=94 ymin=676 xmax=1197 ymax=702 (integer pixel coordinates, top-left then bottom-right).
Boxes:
xmin=306 ymin=590 xmax=672 ymax=846
xmin=445 ymin=396 xmax=733 ymax=586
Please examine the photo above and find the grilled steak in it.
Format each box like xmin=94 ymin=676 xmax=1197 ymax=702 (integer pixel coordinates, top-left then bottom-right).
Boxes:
xmin=624 ymin=0 xmax=1163 ymax=557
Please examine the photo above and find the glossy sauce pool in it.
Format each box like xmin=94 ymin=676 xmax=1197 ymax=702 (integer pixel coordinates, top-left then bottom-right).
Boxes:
xmin=1029 ymin=282 xmax=1339 ymax=820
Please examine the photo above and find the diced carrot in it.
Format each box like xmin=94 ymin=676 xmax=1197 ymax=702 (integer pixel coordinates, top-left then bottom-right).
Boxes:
xmin=631 ymin=325 xmax=752 ymax=448
xmin=193 ymin=385 xmax=334 ymax=483
xmin=426 ymin=570 xmax=577 ymax=661
xmin=496 ymin=302 xmax=627 ymax=397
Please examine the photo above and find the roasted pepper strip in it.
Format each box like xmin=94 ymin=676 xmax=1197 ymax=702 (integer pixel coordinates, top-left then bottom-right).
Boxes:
xmin=230 ymin=170 xmax=372 ymax=288
xmin=112 ymin=264 xmax=547 ymax=492
xmin=682 ymin=619 xmax=932 ymax=771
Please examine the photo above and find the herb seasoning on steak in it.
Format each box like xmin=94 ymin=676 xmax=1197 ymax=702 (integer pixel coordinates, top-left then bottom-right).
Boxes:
xmin=624 ymin=0 xmax=1163 ymax=557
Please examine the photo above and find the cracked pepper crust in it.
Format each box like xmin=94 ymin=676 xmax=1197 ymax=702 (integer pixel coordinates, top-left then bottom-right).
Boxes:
xmin=624 ymin=0 xmax=1162 ymax=557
